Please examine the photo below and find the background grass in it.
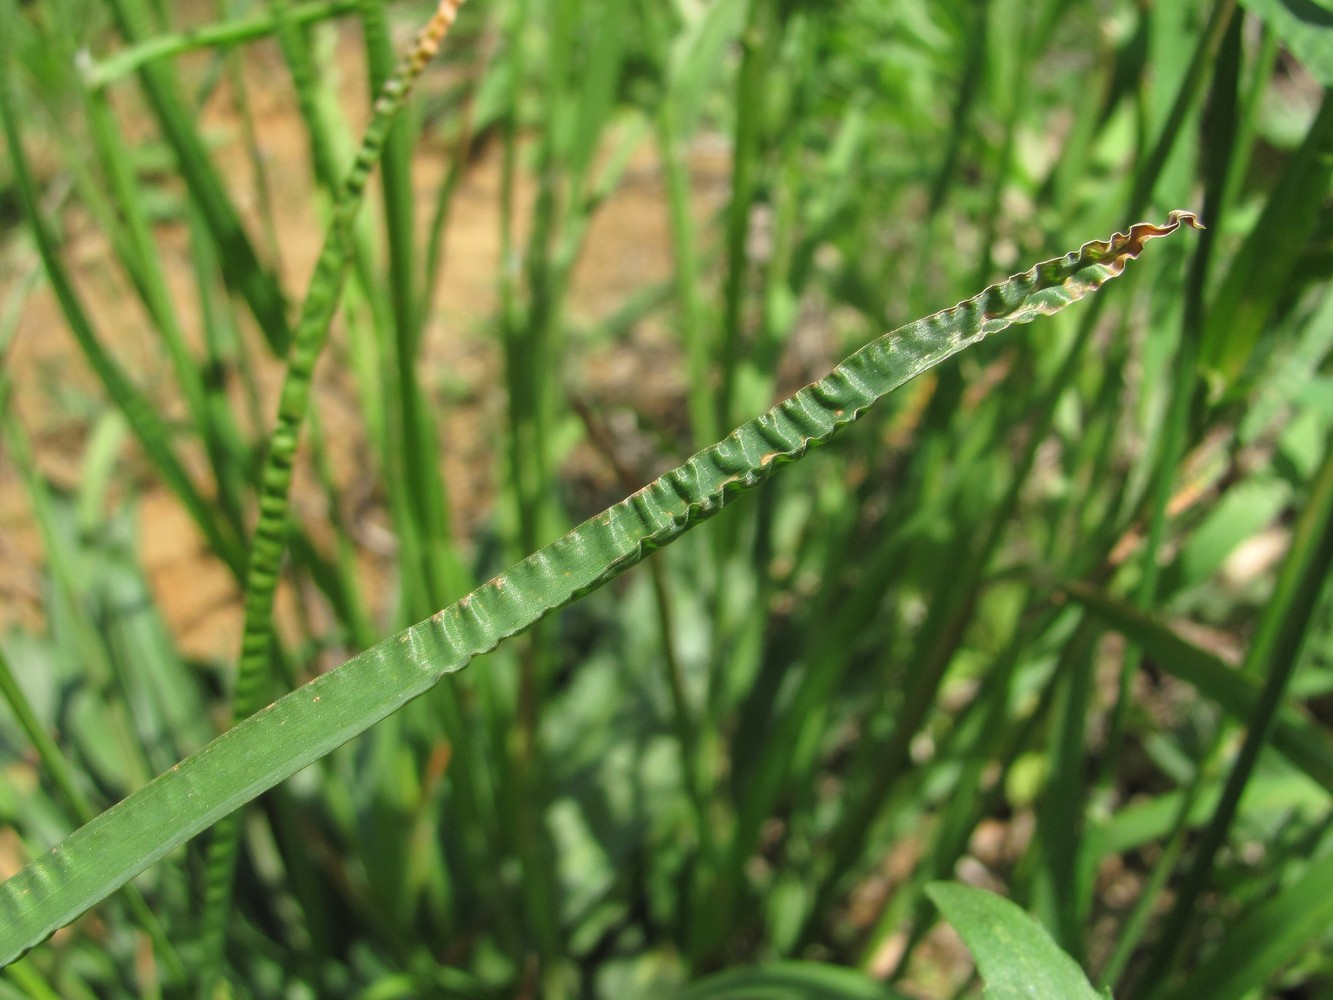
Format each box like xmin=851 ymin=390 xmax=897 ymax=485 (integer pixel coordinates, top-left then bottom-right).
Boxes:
xmin=1 ymin=0 xmax=1331 ymax=997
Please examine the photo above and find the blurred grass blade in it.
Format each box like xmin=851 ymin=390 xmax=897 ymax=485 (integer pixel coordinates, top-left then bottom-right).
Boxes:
xmin=0 ymin=213 xmax=1199 ymax=967
xmin=926 ymin=882 xmax=1107 ymax=1000
xmin=1065 ymin=582 xmax=1333 ymax=795
xmin=85 ymin=0 xmax=362 ymax=87
xmin=679 ymin=960 xmax=910 ymax=1000
xmin=195 ymin=1 xmax=467 ymax=985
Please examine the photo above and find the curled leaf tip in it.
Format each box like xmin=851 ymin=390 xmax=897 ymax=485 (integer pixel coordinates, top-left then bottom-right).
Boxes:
xmin=1167 ymin=209 xmax=1205 ymax=230
xmin=1078 ymin=210 xmax=1203 ymax=274
xmin=1120 ymin=209 xmax=1205 ymax=255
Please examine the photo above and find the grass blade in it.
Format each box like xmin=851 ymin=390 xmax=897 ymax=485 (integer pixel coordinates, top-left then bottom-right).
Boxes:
xmin=926 ymin=882 xmax=1106 ymax=1000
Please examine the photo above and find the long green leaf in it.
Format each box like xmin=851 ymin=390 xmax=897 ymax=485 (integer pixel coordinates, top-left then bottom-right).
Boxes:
xmin=0 ymin=212 xmax=1200 ymax=967
xmin=679 ymin=960 xmax=910 ymax=1000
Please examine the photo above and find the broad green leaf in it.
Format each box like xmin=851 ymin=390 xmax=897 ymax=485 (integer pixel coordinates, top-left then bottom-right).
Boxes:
xmin=679 ymin=960 xmax=909 ymax=1000
xmin=0 ymin=213 xmax=1201 ymax=966
xmin=926 ymin=882 xmax=1108 ymax=1000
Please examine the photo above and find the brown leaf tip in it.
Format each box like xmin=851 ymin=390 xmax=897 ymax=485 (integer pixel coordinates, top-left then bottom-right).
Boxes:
xmin=1110 ymin=209 xmax=1205 ymax=261
xmin=1167 ymin=209 xmax=1205 ymax=231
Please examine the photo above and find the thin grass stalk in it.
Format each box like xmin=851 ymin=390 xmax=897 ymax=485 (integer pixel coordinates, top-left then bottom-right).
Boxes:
xmin=491 ymin=4 xmax=571 ymax=985
xmin=1137 ymin=432 xmax=1333 ymax=996
xmin=486 ymin=0 xmax=533 ymax=956
xmin=264 ymin=0 xmax=442 ymax=633
xmin=1097 ymin=5 xmax=1237 ymax=840
xmin=415 ymin=29 xmax=493 ymax=336
xmin=363 ymin=1 xmax=440 ymax=622
xmin=1033 ymin=618 xmax=1098 ymax=960
xmin=1066 ymin=348 xmax=1135 ymax=559
xmin=1133 ymin=12 xmax=1234 ymax=598
xmin=185 ymin=206 xmax=278 ymax=574
xmin=717 ymin=0 xmax=774 ymax=434
xmin=304 ymin=405 xmax=376 ymax=648
xmin=720 ymin=514 xmax=922 ymax=952
xmin=724 ymin=33 xmax=820 ymax=754
xmin=1220 ymin=25 xmax=1278 ymax=220
xmin=694 ymin=11 xmax=784 ymax=933
xmin=925 ymin=0 xmax=985 ymax=222
xmin=495 ymin=6 xmax=642 ymax=981
xmin=36 ymin=110 xmax=252 ymax=556
xmin=417 ymin=77 xmax=480 ymax=337
xmin=103 ymin=0 xmax=293 ymax=354
xmin=658 ymin=102 xmax=716 ymax=448
xmin=970 ymin=0 xmax=1033 ymax=289
xmin=1121 ymin=0 xmax=1237 ymax=225
xmin=0 ymin=430 xmax=106 ymax=824
xmin=195 ymin=6 xmax=465 ymax=986
xmin=750 ymin=16 xmax=806 ymax=394
xmin=267 ymin=0 xmax=353 ymax=194
xmin=73 ymin=63 xmax=212 ymax=445
xmin=505 ymin=46 xmax=559 ymax=553
xmin=820 ymin=525 xmax=983 ymax=878
xmin=220 ymin=0 xmax=285 ymax=273
xmin=360 ymin=0 xmax=462 ymax=615
xmin=1098 ymin=775 xmax=1201 ymax=991
xmin=646 ymin=0 xmax=742 ymax=449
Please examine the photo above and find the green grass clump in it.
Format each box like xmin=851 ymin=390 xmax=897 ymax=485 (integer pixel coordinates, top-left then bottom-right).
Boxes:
xmin=0 ymin=1 xmax=1330 ymax=998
